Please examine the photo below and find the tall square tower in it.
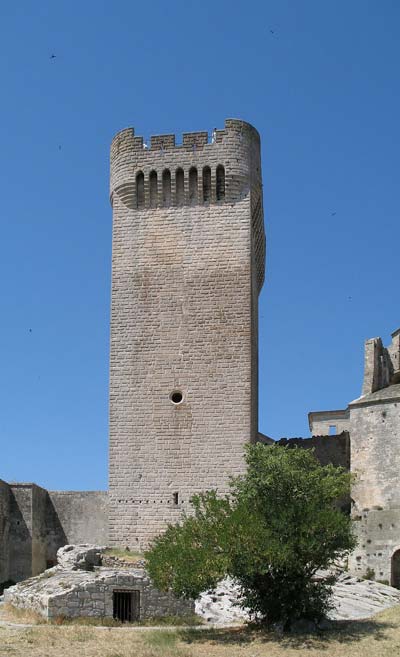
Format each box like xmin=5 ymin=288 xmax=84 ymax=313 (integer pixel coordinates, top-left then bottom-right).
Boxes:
xmin=109 ymin=119 xmax=265 ymax=549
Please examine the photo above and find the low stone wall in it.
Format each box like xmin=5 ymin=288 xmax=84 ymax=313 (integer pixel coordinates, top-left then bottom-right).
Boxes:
xmin=4 ymin=567 xmax=194 ymax=621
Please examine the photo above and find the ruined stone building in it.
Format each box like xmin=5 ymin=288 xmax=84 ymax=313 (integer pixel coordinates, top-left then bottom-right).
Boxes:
xmin=308 ymin=329 xmax=400 ymax=586
xmin=1 ymin=119 xmax=399 ymax=593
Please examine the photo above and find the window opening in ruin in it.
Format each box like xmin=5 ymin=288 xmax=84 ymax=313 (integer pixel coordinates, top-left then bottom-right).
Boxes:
xmin=113 ymin=590 xmax=140 ymax=622
xmin=162 ymin=169 xmax=171 ymax=206
xmin=392 ymin=551 xmax=400 ymax=589
xmin=176 ymin=168 xmax=184 ymax=205
xmin=170 ymin=391 xmax=183 ymax=404
xmin=328 ymin=425 xmax=337 ymax=435
xmin=202 ymin=166 xmax=211 ymax=202
xmin=136 ymin=172 xmax=145 ymax=209
xmin=216 ymin=165 xmax=225 ymax=201
xmin=149 ymin=171 xmax=158 ymax=208
xmin=189 ymin=167 xmax=198 ymax=205
xmin=173 ymin=492 xmax=179 ymax=505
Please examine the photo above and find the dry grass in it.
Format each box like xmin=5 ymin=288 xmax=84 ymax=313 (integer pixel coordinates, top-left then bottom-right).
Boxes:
xmin=0 ymin=602 xmax=46 ymax=625
xmin=1 ymin=606 xmax=400 ymax=656
xmin=103 ymin=547 xmax=144 ymax=563
xmin=0 ymin=603 xmax=202 ymax=628
xmin=49 ymin=613 xmax=202 ymax=628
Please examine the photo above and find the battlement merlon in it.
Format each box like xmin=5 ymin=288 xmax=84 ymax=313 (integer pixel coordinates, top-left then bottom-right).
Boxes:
xmin=110 ymin=119 xmax=260 ymax=159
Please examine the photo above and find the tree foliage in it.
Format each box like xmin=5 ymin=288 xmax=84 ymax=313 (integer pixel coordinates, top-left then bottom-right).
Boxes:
xmin=145 ymin=444 xmax=356 ymax=627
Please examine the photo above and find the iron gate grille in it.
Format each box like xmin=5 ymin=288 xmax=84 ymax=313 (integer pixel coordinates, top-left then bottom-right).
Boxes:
xmin=113 ymin=590 xmax=140 ymax=622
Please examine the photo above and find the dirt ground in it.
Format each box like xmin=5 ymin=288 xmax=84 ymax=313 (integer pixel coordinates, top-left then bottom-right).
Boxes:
xmin=2 ymin=605 xmax=400 ymax=657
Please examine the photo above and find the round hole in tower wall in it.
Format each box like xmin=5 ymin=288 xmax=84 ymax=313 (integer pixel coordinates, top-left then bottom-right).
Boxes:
xmin=170 ymin=390 xmax=183 ymax=404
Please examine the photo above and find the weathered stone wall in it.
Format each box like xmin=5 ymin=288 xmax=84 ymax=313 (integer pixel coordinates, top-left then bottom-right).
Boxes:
xmin=362 ymin=330 xmax=400 ymax=395
xmin=0 ymin=480 xmax=10 ymax=584
xmin=0 ymin=483 xmax=108 ymax=584
xmin=31 ymin=485 xmax=48 ymax=576
xmin=347 ymin=330 xmax=400 ymax=582
xmin=349 ymin=509 xmax=400 ymax=584
xmin=8 ymin=483 xmax=51 ymax=581
xmin=4 ymin=568 xmax=194 ymax=620
xmin=49 ymin=491 xmax=108 ymax=547
xmin=109 ymin=119 xmax=265 ymax=549
xmin=8 ymin=485 xmax=35 ymax=582
xmin=350 ymin=385 xmax=400 ymax=511
xmin=276 ymin=432 xmax=350 ymax=469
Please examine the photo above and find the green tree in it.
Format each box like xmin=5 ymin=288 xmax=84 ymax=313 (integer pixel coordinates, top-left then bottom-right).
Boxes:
xmin=145 ymin=444 xmax=356 ymax=628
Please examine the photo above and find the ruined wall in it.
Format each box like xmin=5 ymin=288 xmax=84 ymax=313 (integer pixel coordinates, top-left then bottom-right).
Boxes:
xmin=8 ymin=485 xmax=35 ymax=582
xmin=276 ymin=432 xmax=350 ymax=469
xmin=349 ymin=509 xmax=400 ymax=584
xmin=109 ymin=119 xmax=265 ymax=549
xmin=0 ymin=480 xmax=10 ymax=584
xmin=350 ymin=385 xmax=400 ymax=511
xmin=7 ymin=484 xmax=50 ymax=582
xmin=31 ymin=485 xmax=48 ymax=576
xmin=0 ymin=483 xmax=108 ymax=584
xmin=348 ymin=385 xmax=400 ymax=581
xmin=362 ymin=330 xmax=400 ymax=395
xmin=49 ymin=491 xmax=109 ymax=547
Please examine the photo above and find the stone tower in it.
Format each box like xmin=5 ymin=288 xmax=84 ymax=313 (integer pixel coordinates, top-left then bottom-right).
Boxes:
xmin=108 ymin=119 xmax=265 ymax=549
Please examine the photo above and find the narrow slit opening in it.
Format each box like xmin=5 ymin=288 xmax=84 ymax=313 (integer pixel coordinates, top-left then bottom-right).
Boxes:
xmin=176 ymin=168 xmax=184 ymax=205
xmin=202 ymin=166 xmax=211 ymax=202
xmin=189 ymin=167 xmax=198 ymax=205
xmin=216 ymin=165 xmax=225 ymax=201
xmin=136 ymin=172 xmax=145 ymax=209
xmin=149 ymin=170 xmax=158 ymax=208
xmin=162 ymin=169 xmax=171 ymax=206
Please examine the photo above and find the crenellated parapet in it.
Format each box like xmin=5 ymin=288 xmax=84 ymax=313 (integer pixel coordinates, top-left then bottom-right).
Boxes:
xmin=109 ymin=119 xmax=265 ymax=292
xmin=110 ymin=120 xmax=261 ymax=207
xmin=110 ymin=119 xmax=259 ymax=156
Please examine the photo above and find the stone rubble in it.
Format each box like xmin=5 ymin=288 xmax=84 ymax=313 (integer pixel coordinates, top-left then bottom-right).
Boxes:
xmin=56 ymin=544 xmax=106 ymax=571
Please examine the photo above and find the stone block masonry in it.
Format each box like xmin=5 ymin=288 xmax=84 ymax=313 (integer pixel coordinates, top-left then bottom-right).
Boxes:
xmin=4 ymin=567 xmax=194 ymax=621
xmin=310 ymin=328 xmax=400 ymax=586
xmin=49 ymin=491 xmax=108 ymax=547
xmin=109 ymin=119 xmax=266 ymax=549
xmin=0 ymin=482 xmax=108 ymax=586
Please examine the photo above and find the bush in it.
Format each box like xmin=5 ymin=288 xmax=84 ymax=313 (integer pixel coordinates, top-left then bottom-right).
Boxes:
xmin=145 ymin=444 xmax=356 ymax=629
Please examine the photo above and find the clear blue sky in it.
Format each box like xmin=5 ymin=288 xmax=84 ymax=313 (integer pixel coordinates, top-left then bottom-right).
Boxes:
xmin=0 ymin=1 xmax=399 ymax=490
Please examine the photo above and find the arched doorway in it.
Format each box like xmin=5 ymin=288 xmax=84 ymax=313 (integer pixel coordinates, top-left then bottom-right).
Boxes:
xmin=391 ymin=550 xmax=400 ymax=588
